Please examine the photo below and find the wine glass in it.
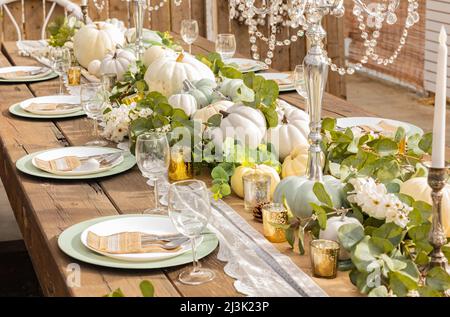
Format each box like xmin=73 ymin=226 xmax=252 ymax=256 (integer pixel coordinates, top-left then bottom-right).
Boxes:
xmin=50 ymin=46 xmax=71 ymax=95
xmin=215 ymin=34 xmax=236 ymax=62
xmin=80 ymin=83 xmax=108 ymax=147
xmin=136 ymin=132 xmax=170 ymax=215
xmin=293 ymin=65 xmax=308 ymax=100
xmin=168 ymin=180 xmax=215 ymax=285
xmin=180 ymin=19 xmax=199 ymax=54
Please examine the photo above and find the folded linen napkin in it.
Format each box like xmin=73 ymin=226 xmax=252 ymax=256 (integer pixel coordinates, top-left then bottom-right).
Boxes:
xmin=87 ymin=231 xmax=182 ymax=254
xmin=25 ymin=103 xmax=80 ymax=113
xmin=359 ymin=120 xmax=398 ymax=135
xmin=34 ymin=156 xmax=101 ymax=173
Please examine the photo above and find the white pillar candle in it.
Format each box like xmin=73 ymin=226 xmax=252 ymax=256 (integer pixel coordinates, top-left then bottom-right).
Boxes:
xmin=81 ymin=0 xmax=88 ymax=6
xmin=431 ymin=26 xmax=448 ymax=168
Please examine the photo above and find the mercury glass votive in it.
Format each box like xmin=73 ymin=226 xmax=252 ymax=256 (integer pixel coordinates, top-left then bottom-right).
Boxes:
xmin=101 ymin=73 xmax=117 ymax=92
xmin=262 ymin=203 xmax=288 ymax=243
xmin=168 ymin=146 xmax=193 ymax=181
xmin=310 ymin=239 xmax=340 ymax=279
xmin=67 ymin=66 xmax=81 ymax=86
xmin=243 ymin=173 xmax=271 ymax=221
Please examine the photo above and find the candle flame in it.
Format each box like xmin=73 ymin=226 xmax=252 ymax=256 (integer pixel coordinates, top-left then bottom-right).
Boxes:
xmin=439 ymin=26 xmax=448 ymax=45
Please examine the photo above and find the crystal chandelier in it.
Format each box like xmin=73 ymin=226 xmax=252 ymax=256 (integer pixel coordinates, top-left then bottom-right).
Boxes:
xmin=229 ymin=0 xmax=420 ymax=76
xmin=229 ymin=0 xmax=420 ymax=182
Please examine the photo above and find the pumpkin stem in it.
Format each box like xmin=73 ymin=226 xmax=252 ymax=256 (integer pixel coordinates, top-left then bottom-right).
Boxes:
xmin=219 ymin=110 xmax=230 ymax=118
xmin=282 ymin=115 xmax=289 ymax=124
xmin=176 ymin=52 xmax=185 ymax=63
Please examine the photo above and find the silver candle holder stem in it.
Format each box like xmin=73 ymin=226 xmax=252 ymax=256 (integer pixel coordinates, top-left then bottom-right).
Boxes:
xmin=81 ymin=4 xmax=89 ymax=24
xmin=426 ymin=167 xmax=450 ymax=275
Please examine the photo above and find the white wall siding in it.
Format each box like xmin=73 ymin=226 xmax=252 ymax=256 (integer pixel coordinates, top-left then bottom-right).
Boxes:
xmin=424 ymin=0 xmax=450 ymax=96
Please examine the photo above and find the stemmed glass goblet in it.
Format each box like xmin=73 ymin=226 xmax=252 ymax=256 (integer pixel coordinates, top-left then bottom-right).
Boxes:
xmin=80 ymin=82 xmax=109 ymax=147
xmin=215 ymin=34 xmax=236 ymax=62
xmin=136 ymin=132 xmax=170 ymax=215
xmin=180 ymin=19 xmax=199 ymax=54
xmin=168 ymin=180 xmax=215 ymax=285
xmin=50 ymin=46 xmax=71 ymax=95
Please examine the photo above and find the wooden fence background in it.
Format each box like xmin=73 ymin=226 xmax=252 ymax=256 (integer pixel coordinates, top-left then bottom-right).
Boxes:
xmin=0 ymin=0 xmax=346 ymax=98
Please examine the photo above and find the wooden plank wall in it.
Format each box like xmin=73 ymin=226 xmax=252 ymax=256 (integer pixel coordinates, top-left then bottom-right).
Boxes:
xmin=345 ymin=0 xmax=426 ymax=92
xmin=0 ymin=0 xmax=346 ymax=99
xmin=424 ymin=0 xmax=450 ymax=97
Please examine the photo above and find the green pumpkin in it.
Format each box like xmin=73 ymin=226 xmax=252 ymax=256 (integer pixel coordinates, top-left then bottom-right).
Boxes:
xmin=183 ymin=79 xmax=217 ymax=108
xmin=273 ymin=175 xmax=345 ymax=218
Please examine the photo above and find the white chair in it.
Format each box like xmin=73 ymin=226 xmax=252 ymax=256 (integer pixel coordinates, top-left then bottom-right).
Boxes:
xmin=0 ymin=0 xmax=83 ymax=41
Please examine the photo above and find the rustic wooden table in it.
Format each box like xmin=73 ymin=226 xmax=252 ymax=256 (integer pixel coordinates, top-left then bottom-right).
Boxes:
xmin=0 ymin=37 xmax=378 ymax=297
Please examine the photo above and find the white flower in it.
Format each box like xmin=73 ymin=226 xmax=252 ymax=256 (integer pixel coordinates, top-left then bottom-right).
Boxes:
xmin=347 ymin=177 xmax=411 ymax=228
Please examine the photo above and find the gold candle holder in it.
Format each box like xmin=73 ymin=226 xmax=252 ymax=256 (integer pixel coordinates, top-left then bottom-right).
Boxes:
xmin=262 ymin=203 xmax=288 ymax=243
xmin=243 ymin=173 xmax=271 ymax=221
xmin=168 ymin=146 xmax=193 ymax=182
xmin=310 ymin=239 xmax=340 ymax=279
xmin=67 ymin=66 xmax=81 ymax=86
xmin=121 ymin=92 xmax=144 ymax=106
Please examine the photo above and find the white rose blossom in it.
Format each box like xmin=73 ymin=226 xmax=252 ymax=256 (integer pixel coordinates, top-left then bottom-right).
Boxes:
xmin=347 ymin=177 xmax=412 ymax=228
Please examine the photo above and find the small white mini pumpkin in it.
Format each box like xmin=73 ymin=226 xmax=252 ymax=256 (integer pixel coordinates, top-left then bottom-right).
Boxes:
xmin=142 ymin=45 xmax=175 ymax=67
xmin=100 ymin=49 xmax=136 ymax=80
xmin=192 ymin=100 xmax=233 ymax=131
xmin=230 ymin=164 xmax=280 ymax=198
xmin=168 ymin=94 xmax=198 ymax=117
xmin=87 ymin=59 xmax=101 ymax=77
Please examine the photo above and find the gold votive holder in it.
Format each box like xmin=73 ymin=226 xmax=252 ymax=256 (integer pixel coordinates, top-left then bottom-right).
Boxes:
xmin=310 ymin=239 xmax=340 ymax=279
xmin=243 ymin=173 xmax=271 ymax=221
xmin=168 ymin=146 xmax=193 ymax=181
xmin=67 ymin=66 xmax=81 ymax=86
xmin=101 ymin=73 xmax=117 ymax=92
xmin=262 ymin=203 xmax=288 ymax=243
xmin=121 ymin=92 xmax=144 ymax=106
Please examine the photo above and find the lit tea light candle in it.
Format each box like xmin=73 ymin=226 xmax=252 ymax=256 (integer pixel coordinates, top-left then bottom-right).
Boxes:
xmin=310 ymin=239 xmax=340 ymax=279
xmin=262 ymin=203 xmax=288 ymax=243
xmin=67 ymin=66 xmax=81 ymax=86
xmin=168 ymin=146 xmax=193 ymax=181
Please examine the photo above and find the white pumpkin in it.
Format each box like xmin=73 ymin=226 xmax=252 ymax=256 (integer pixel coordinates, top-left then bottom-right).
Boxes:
xmin=73 ymin=22 xmax=125 ymax=68
xmin=400 ymin=177 xmax=450 ymax=236
xmin=88 ymin=59 xmax=101 ymax=77
xmin=168 ymin=94 xmax=198 ymax=117
xmin=144 ymin=52 xmax=215 ymax=97
xmin=319 ymin=216 xmax=363 ymax=260
xmin=142 ymin=45 xmax=175 ymax=67
xmin=230 ymin=164 xmax=280 ymax=198
xmin=211 ymin=104 xmax=267 ymax=149
xmin=105 ymin=18 xmax=126 ymax=33
xmin=219 ymin=78 xmax=252 ymax=101
xmin=100 ymin=49 xmax=136 ymax=80
xmin=265 ymin=106 xmax=309 ymax=161
xmin=193 ymin=100 xmax=233 ymax=131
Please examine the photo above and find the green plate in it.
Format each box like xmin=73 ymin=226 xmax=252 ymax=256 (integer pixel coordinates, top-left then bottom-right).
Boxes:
xmin=57 ymin=214 xmax=219 ymax=269
xmin=16 ymin=149 xmax=136 ymax=180
xmin=9 ymin=102 xmax=85 ymax=119
xmin=0 ymin=71 xmax=58 ymax=83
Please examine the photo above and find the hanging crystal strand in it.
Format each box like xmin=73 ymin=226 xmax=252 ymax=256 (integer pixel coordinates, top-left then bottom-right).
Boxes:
xmin=134 ymin=0 xmax=145 ymax=60
xmin=147 ymin=0 xmax=152 ymax=28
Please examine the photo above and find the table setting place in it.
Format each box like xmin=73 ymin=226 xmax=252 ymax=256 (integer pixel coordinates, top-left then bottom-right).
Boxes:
xmin=2 ymin=0 xmax=450 ymax=298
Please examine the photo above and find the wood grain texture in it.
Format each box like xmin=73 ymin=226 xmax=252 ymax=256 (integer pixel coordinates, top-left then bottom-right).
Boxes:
xmin=0 ymin=36 xmax=400 ymax=297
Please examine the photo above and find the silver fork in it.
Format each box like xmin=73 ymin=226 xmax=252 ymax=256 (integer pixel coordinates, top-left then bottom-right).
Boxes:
xmin=29 ymin=67 xmax=50 ymax=76
xmin=142 ymin=237 xmax=190 ymax=250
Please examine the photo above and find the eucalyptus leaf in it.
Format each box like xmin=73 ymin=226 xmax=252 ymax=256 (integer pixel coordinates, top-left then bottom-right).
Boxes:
xmin=372 ymin=222 xmax=404 ymax=247
xmin=368 ymin=286 xmax=389 ymax=297
xmin=312 ymin=182 xmax=333 ymax=208
xmin=425 ymin=267 xmax=450 ymax=291
xmin=139 ymin=280 xmax=155 ymax=297
xmin=338 ymin=223 xmax=365 ymax=251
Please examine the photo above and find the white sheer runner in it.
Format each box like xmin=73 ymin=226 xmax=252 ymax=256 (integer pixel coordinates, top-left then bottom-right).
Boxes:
xmin=17 ymin=40 xmax=327 ymax=297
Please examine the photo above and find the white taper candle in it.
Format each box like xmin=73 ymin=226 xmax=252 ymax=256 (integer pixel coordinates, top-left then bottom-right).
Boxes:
xmin=431 ymin=26 xmax=448 ymax=168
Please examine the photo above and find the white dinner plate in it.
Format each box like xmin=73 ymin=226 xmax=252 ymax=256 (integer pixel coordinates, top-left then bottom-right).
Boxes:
xmin=20 ymin=95 xmax=81 ymax=116
xmin=336 ymin=117 xmax=424 ymax=136
xmin=31 ymin=146 xmax=124 ymax=176
xmin=226 ymin=58 xmax=269 ymax=73
xmin=0 ymin=66 xmax=55 ymax=82
xmin=80 ymin=215 xmax=196 ymax=262
xmin=259 ymin=73 xmax=295 ymax=92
